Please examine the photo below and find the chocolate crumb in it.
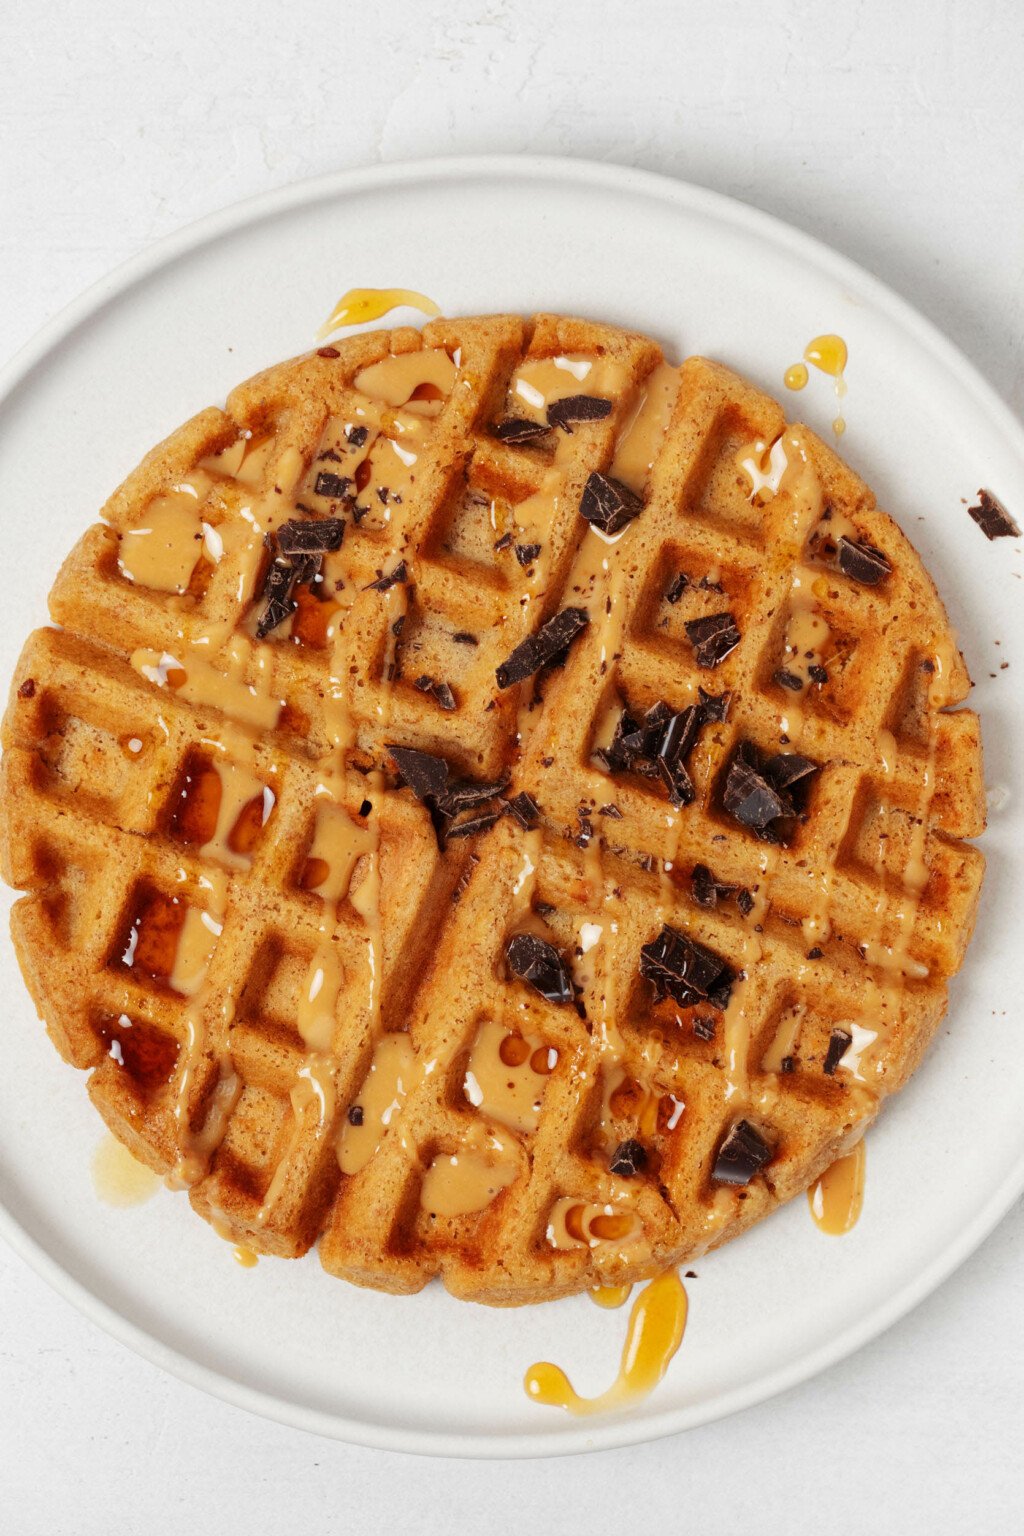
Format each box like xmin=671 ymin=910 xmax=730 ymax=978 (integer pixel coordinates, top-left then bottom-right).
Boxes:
xmin=823 ymin=1028 xmax=852 ymax=1076
xmin=773 ymin=668 xmax=804 ymax=692
xmin=579 ymin=471 xmax=644 ymax=536
xmin=346 ymin=425 xmax=369 ymax=448
xmin=806 ymin=946 xmax=824 ymax=960
xmin=452 ymin=853 xmax=480 ymax=904
xmin=691 ymin=863 xmax=737 ymax=908
xmin=737 ymin=888 xmax=754 ymax=916
xmin=494 ymin=533 xmax=514 ymax=552
xmin=692 ymin=1014 xmax=716 ymax=1041
xmin=546 ymin=395 xmax=613 ymax=432
xmin=515 ymin=542 xmax=541 ymax=567
xmin=505 ymin=932 xmax=574 ymax=1005
xmin=452 ymin=631 xmax=478 ymax=646
xmin=685 ymin=612 xmax=741 ymax=668
xmin=967 ymin=489 xmax=1020 ymax=540
xmin=314 ymin=471 xmax=350 ymax=499
xmin=491 ymin=417 xmax=551 ymax=446
xmin=780 ymin=1056 xmax=795 ymax=1074
xmin=316 ymin=346 xmax=340 ymax=359
xmin=609 ymin=1138 xmax=647 ymax=1177
xmin=496 ymin=607 xmax=589 ymax=689
xmin=685 ymin=1270 xmax=697 ymax=1279
xmin=712 ymin=1120 xmax=772 ymax=1185
xmin=414 ymin=676 xmax=457 ymax=711
xmin=598 ymin=803 xmax=622 ymax=819
xmin=347 ymin=1104 xmax=364 ymax=1126
xmin=837 ymin=537 xmax=891 ymax=586
xmin=17 ymin=678 xmax=35 ymax=699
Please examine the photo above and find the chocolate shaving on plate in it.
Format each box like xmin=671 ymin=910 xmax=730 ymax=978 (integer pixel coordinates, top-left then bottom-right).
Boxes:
xmin=579 ymin=471 xmax=644 ymax=536
xmin=546 ymin=395 xmax=613 ymax=432
xmin=712 ymin=1120 xmax=772 ymax=1185
xmin=836 ymin=536 xmax=891 ymax=586
xmin=491 ymin=418 xmax=552 ymax=446
xmin=495 ymin=607 xmax=589 ymax=689
xmin=685 ymin=612 xmax=741 ymax=668
xmin=505 ymin=932 xmax=574 ymax=1005
xmin=967 ymin=489 xmax=1020 ymax=540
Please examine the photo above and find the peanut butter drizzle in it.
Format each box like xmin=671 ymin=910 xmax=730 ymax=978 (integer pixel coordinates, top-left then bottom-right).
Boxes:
xmin=525 ymin=1269 xmax=687 ymax=1415
xmin=546 ymin=1196 xmax=645 ymax=1255
xmin=420 ymin=1124 xmax=519 ymax=1217
xmin=117 ymin=474 xmax=212 ymax=593
xmin=338 ymin=1034 xmax=420 ymax=1176
xmin=608 ymin=362 xmax=680 ymax=494
xmin=300 ymin=803 xmax=376 ymax=903
xmin=131 ymin=645 xmax=282 ymax=732
xmin=167 ymin=904 xmax=222 ymax=996
xmin=92 ymin=1132 xmax=160 ymax=1207
xmin=463 ymin=1018 xmax=556 ymax=1134
xmin=760 ymin=1000 xmax=807 ymax=1074
xmin=808 ymin=1137 xmax=866 ymax=1234
xmin=317 ymin=286 xmax=440 ymax=339
xmin=199 ymin=759 xmax=274 ymax=871
xmin=354 ymin=349 xmax=457 ymax=413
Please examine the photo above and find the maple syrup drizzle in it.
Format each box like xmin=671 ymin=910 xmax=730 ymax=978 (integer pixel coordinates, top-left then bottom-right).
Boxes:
xmin=589 ymin=1283 xmax=633 ymax=1309
xmin=808 ymin=1138 xmax=866 ymax=1234
xmin=782 ymin=334 xmax=849 ymax=439
xmin=92 ymin=1133 xmax=160 ymax=1206
xmin=317 ymin=286 xmax=441 ymax=338
xmin=784 ymin=362 xmax=809 ymax=391
xmin=525 ymin=1270 xmax=687 ymax=1415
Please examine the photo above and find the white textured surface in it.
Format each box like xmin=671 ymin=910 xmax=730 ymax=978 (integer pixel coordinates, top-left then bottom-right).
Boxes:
xmin=0 ymin=0 xmax=1021 ymax=1528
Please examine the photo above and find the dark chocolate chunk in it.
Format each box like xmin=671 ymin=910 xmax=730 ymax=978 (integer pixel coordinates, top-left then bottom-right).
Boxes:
xmin=598 ymin=803 xmax=622 ymax=818
xmin=515 ymin=542 xmax=542 ymax=567
xmin=658 ymin=754 xmax=696 ymax=808
xmin=452 ymin=852 xmax=480 ymax=904
xmin=491 ymin=417 xmax=551 ymax=446
xmin=413 ymin=676 xmax=457 ymax=711
xmin=698 ymin=687 xmax=730 ymax=723
xmin=505 ymin=933 xmax=574 ymax=1005
xmin=692 ymin=1013 xmax=716 ymax=1041
xmin=609 ymin=1138 xmax=647 ymax=1177
xmin=579 ymin=471 xmax=644 ymax=536
xmin=807 ymin=663 xmax=829 ymax=685
xmin=665 ymin=571 xmax=689 ymax=604
xmin=347 ymin=1104 xmax=364 ymax=1126
xmin=255 ymin=559 xmax=298 ymax=638
xmin=685 ymin=612 xmax=741 ymax=668
xmin=505 ymin=791 xmax=541 ymax=829
xmin=780 ymin=1056 xmax=795 ymax=1074
xmin=314 ymin=471 xmax=350 ymax=499
xmin=493 ymin=532 xmax=514 ymax=552
xmin=762 ymin=752 xmax=820 ymax=792
xmin=346 ymin=425 xmax=369 ymax=448
xmin=364 ymin=560 xmax=408 ymax=592
xmin=823 ymin=1028 xmax=852 ymax=1076
xmin=452 ymin=631 xmax=478 ymax=646
xmin=376 ymin=486 xmax=390 ymax=506
xmin=712 ymin=1120 xmax=772 ymax=1185
xmin=691 ymin=863 xmax=737 ymax=908
xmin=722 ymin=756 xmax=788 ymax=831
xmin=639 ymin=924 xmax=735 ymax=1010
xmin=806 ymin=946 xmax=823 ymax=959
xmin=546 ymin=395 xmax=613 ymax=432
xmin=444 ymin=810 xmax=502 ymax=840
xmin=837 ymin=536 xmax=891 ymax=586
xmin=387 ymin=745 xmax=451 ymax=805
xmin=773 ymin=668 xmax=804 ymax=692
xmin=277 ymin=517 xmax=345 ymax=555
xmin=316 ymin=345 xmax=340 ymax=359
xmin=737 ymin=888 xmax=754 ymax=916
xmin=442 ymin=776 xmax=508 ymax=816
xmin=496 ymin=607 xmax=589 ymax=689
xmin=967 ymin=489 xmax=1020 ymax=540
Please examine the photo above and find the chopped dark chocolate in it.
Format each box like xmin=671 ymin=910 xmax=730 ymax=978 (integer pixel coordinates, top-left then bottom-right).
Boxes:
xmin=277 ymin=517 xmax=345 ymax=555
xmin=255 ymin=559 xmax=298 ymax=638
xmin=347 ymin=1104 xmax=364 ymax=1126
xmin=505 ymin=791 xmax=541 ymax=829
xmin=314 ymin=471 xmax=350 ymax=499
xmin=443 ymin=776 xmax=509 ymax=816
xmin=494 ymin=532 xmax=514 ymax=552
xmin=722 ymin=756 xmax=788 ymax=832
xmin=452 ymin=631 xmax=478 ymax=646
xmin=712 ymin=1120 xmax=772 ymax=1185
xmin=491 ymin=417 xmax=552 ymax=446
xmin=364 ymin=560 xmax=408 ymax=592
xmin=387 ymin=745 xmax=451 ymax=805
xmin=685 ymin=611 xmax=741 ymax=668
xmin=780 ymin=1056 xmax=795 ymax=1074
xmin=807 ymin=663 xmax=829 ymax=685
xmin=823 ymin=1028 xmax=852 ymax=1076
xmin=658 ymin=754 xmax=696 ymax=808
xmin=444 ymin=810 xmax=502 ymax=839
xmin=698 ymin=687 xmax=730 ymax=723
xmin=579 ymin=471 xmax=644 ymax=536
xmin=414 ymin=676 xmax=457 ymax=711
xmin=639 ymin=924 xmax=735 ymax=1010
xmin=496 ymin=606 xmax=589 ymax=689
xmin=505 ymin=932 xmax=574 ymax=1005
xmin=609 ymin=1138 xmax=647 ymax=1177
xmin=691 ymin=863 xmax=737 ymax=908
xmin=773 ymin=668 xmax=804 ymax=692
xmin=837 ymin=536 xmax=891 ymax=586
xmin=736 ymin=888 xmax=754 ymax=916
xmin=515 ymin=542 xmax=542 ymax=567
xmin=762 ymin=752 xmax=819 ymax=792
xmin=598 ymin=803 xmax=622 ymax=818
xmin=346 ymin=424 xmax=369 ymax=448
xmin=967 ymin=488 xmax=1020 ymax=540
xmin=546 ymin=395 xmax=613 ymax=432
xmin=665 ymin=571 xmax=689 ymax=604
xmin=806 ymin=946 xmax=823 ymax=959
xmin=692 ymin=1013 xmax=716 ymax=1041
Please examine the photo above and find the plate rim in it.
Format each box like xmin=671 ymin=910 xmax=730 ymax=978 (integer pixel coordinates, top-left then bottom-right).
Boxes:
xmin=1 ymin=151 xmax=1022 ymax=1460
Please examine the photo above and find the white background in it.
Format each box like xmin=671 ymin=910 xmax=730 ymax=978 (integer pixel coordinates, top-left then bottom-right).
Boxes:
xmin=1 ymin=1 xmax=1022 ymax=1530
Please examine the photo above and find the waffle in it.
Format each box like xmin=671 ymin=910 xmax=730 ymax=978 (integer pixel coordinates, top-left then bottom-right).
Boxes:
xmin=0 ymin=313 xmax=986 ymax=1305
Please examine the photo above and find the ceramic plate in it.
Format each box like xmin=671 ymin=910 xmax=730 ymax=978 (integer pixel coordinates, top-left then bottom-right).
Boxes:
xmin=0 ymin=156 xmax=1021 ymax=1457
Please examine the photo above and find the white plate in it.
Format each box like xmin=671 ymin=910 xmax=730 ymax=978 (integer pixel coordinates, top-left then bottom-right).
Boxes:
xmin=1 ymin=156 xmax=1022 ymax=1460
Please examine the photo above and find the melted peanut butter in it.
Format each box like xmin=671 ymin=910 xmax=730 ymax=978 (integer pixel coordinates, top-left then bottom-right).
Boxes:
xmin=546 ymin=1196 xmax=644 ymax=1254
xmin=420 ymin=1127 xmax=519 ymax=1217
xmin=300 ymin=803 xmax=376 ymax=904
xmin=197 ymin=760 xmax=273 ymax=870
xmin=508 ymin=354 xmax=627 ymax=422
xmin=338 ymin=1033 xmax=420 ymax=1176
xmin=463 ymin=1018 xmax=555 ymax=1134
xmin=760 ymin=1001 xmax=806 ymax=1074
xmin=92 ymin=1133 xmax=160 ymax=1206
xmin=809 ymin=1138 xmax=866 ymax=1234
xmin=131 ymin=646 xmax=282 ymax=732
xmin=354 ymin=349 xmax=457 ymax=413
xmin=609 ymin=363 xmax=679 ymax=494
xmin=296 ymin=947 xmax=344 ymax=1053
xmin=318 ymin=287 xmax=440 ymax=338
xmin=117 ymin=476 xmax=211 ymax=593
xmin=167 ymin=905 xmax=222 ymax=996
xmin=525 ymin=1270 xmax=687 ymax=1415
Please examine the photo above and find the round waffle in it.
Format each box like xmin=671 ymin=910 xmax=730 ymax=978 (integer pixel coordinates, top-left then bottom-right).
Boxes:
xmin=0 ymin=314 xmax=985 ymax=1304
